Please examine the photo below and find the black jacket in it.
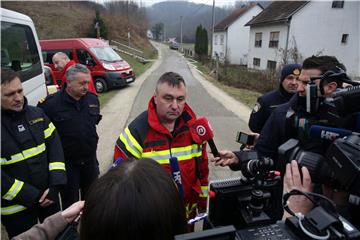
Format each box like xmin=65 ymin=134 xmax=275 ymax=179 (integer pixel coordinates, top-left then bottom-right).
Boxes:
xmin=38 ymin=90 xmax=101 ymax=164
xmin=1 ymin=99 xmax=66 ymax=215
xmin=248 ymin=85 xmax=294 ymax=133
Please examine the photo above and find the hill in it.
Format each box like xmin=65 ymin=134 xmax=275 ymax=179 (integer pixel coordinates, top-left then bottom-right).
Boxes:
xmin=2 ymin=1 xmax=155 ymax=58
xmin=146 ymin=1 xmax=233 ymax=43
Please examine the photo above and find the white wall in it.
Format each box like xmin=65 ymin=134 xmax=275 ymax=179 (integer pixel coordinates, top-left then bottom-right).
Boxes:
xmin=289 ymin=1 xmax=360 ymax=77
xmin=227 ymin=5 xmax=263 ymax=65
xmin=247 ymin=24 xmax=289 ymax=69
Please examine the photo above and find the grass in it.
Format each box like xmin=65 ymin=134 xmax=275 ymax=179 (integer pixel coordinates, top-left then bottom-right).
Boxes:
xmin=192 ymin=60 xmax=262 ymax=108
xmin=98 ymin=52 xmax=156 ymax=108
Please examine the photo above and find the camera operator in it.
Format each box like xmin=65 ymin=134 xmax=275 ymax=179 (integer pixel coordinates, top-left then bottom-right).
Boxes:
xmin=213 ymin=55 xmax=352 ymax=171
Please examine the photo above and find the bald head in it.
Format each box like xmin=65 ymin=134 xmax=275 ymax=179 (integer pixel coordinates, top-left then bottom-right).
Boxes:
xmin=52 ymin=52 xmax=70 ymax=71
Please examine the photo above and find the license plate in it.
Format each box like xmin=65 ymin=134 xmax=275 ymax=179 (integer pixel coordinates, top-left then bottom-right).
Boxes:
xmin=126 ymin=78 xmax=133 ymax=82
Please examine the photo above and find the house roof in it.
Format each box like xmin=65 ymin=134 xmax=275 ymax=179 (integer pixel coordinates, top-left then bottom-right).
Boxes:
xmin=214 ymin=3 xmax=262 ymax=32
xmin=245 ymin=1 xmax=308 ymax=27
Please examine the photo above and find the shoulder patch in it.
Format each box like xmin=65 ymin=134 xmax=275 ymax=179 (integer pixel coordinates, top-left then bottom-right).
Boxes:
xmin=252 ymin=102 xmax=261 ymax=113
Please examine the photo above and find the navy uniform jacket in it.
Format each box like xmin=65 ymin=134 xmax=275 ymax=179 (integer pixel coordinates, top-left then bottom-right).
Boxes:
xmin=38 ymin=90 xmax=102 ymax=164
xmin=249 ymin=85 xmax=294 ymax=133
xmin=1 ymin=99 xmax=66 ymax=215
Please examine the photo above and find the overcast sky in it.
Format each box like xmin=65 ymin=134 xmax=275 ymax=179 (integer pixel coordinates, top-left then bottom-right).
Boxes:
xmin=141 ymin=0 xmax=238 ymax=7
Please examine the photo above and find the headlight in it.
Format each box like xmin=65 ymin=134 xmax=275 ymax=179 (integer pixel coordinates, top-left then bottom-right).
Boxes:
xmin=102 ymin=63 xmax=116 ymax=70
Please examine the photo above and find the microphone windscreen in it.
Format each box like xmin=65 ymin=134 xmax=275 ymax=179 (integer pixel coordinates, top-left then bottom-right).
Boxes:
xmin=190 ymin=116 xmax=215 ymax=143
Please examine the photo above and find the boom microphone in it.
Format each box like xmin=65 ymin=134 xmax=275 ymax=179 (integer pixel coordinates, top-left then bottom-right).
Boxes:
xmin=190 ymin=117 xmax=220 ymax=157
xmin=309 ymin=125 xmax=355 ymax=141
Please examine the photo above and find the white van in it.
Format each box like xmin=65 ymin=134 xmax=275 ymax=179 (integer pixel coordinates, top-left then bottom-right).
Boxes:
xmin=1 ymin=8 xmax=47 ymax=106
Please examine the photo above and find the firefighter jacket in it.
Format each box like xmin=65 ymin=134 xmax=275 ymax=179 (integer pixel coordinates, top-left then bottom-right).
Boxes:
xmin=1 ymin=98 xmax=67 ymax=216
xmin=38 ymin=89 xmax=101 ymax=164
xmin=114 ymin=97 xmax=209 ymax=215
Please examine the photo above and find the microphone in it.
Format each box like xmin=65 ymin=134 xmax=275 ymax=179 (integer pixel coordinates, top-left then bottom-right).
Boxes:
xmin=190 ymin=117 xmax=220 ymax=157
xmin=309 ymin=125 xmax=355 ymax=141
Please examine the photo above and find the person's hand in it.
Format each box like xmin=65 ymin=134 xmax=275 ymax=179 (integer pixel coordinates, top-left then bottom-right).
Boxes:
xmin=283 ymin=160 xmax=313 ymax=219
xmin=39 ymin=188 xmax=54 ymax=207
xmin=211 ymin=150 xmax=239 ymax=167
xmin=61 ymin=201 xmax=85 ymax=223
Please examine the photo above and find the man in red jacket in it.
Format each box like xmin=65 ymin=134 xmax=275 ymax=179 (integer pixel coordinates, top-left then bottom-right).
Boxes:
xmin=52 ymin=52 xmax=97 ymax=94
xmin=114 ymin=72 xmax=209 ymax=228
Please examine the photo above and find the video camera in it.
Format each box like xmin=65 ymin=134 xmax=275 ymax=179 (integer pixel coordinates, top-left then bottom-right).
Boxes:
xmin=306 ymin=69 xmax=360 ymax=126
xmin=279 ymin=134 xmax=360 ymax=195
xmin=176 ymin=189 xmax=360 ymax=240
xmin=207 ymin=152 xmax=283 ymax=229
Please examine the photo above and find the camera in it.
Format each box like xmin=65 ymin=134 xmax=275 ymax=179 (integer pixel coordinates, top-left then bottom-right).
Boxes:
xmin=206 ymin=151 xmax=283 ymax=229
xmin=279 ymin=134 xmax=360 ymax=196
xmin=306 ymin=69 xmax=360 ymax=126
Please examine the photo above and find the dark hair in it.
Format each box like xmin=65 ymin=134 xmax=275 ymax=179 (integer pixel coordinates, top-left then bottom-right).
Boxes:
xmin=302 ymin=55 xmax=346 ymax=86
xmin=80 ymin=158 xmax=187 ymax=240
xmin=302 ymin=55 xmax=346 ymax=74
xmin=1 ymin=68 xmax=20 ymax=85
xmin=156 ymin=72 xmax=186 ymax=92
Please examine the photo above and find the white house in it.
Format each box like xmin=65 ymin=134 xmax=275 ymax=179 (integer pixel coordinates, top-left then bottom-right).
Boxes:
xmin=246 ymin=1 xmax=360 ymax=77
xmin=212 ymin=3 xmax=263 ymax=65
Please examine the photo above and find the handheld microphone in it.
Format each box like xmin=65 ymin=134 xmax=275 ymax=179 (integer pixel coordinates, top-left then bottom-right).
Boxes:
xmin=190 ymin=117 xmax=220 ymax=157
xmin=309 ymin=125 xmax=355 ymax=141
xmin=169 ymin=157 xmax=184 ymax=198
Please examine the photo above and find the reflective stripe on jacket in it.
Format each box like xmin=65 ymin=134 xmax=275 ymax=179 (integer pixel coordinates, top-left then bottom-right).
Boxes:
xmin=1 ymin=100 xmax=67 ymax=215
xmin=114 ymin=97 xmax=209 ymax=212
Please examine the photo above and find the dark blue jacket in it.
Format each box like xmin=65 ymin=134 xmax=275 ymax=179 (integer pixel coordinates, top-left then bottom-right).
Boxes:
xmin=38 ymin=90 xmax=101 ymax=164
xmin=249 ymin=85 xmax=294 ymax=133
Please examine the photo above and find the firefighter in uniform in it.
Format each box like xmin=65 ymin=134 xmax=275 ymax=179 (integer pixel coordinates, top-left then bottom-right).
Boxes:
xmin=114 ymin=72 xmax=209 ymax=227
xmin=1 ymin=69 xmax=67 ymax=238
xmin=38 ymin=64 xmax=101 ymax=209
xmin=249 ymin=64 xmax=301 ymax=133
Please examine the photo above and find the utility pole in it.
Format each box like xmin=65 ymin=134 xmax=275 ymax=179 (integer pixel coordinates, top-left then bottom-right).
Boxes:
xmin=180 ymin=16 xmax=183 ymax=52
xmin=210 ymin=0 xmax=215 ymax=58
xmin=127 ymin=0 xmax=131 ymax=47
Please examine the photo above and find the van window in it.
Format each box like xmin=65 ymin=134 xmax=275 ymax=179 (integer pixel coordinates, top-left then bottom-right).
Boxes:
xmin=42 ymin=49 xmax=73 ymax=64
xmin=76 ymin=49 xmax=96 ymax=65
xmin=1 ymin=21 xmax=42 ymax=82
xmin=90 ymin=47 xmax=122 ymax=62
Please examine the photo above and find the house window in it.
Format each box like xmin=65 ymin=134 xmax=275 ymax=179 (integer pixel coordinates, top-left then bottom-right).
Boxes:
xmin=255 ymin=32 xmax=262 ymax=47
xmin=332 ymin=1 xmax=344 ymax=8
xmin=267 ymin=60 xmax=277 ymax=70
xmin=220 ymin=52 xmax=224 ymax=58
xmin=253 ymin=58 xmax=260 ymax=67
xmin=220 ymin=35 xmax=224 ymax=45
xmin=214 ymin=35 xmax=218 ymax=45
xmin=341 ymin=34 xmax=349 ymax=44
xmin=269 ymin=32 xmax=279 ymax=48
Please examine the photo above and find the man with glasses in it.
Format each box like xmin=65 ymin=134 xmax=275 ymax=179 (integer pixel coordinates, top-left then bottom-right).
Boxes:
xmin=249 ymin=64 xmax=301 ymax=133
xmin=114 ymin=72 xmax=209 ymax=229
